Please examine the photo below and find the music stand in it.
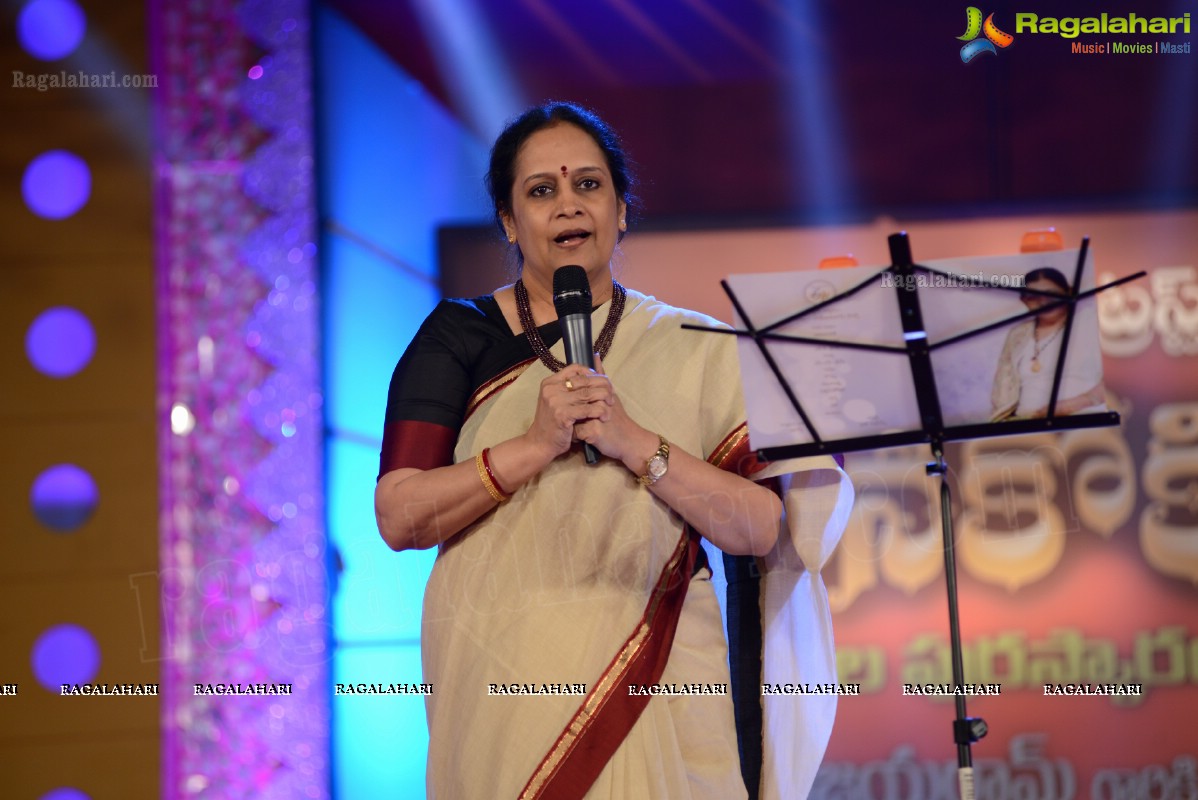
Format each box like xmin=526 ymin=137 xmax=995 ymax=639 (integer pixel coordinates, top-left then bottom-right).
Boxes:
xmin=685 ymin=231 xmax=1145 ymax=800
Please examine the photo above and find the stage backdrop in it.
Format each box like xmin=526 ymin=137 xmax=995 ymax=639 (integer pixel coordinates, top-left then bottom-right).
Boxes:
xmin=441 ymin=208 xmax=1198 ymax=800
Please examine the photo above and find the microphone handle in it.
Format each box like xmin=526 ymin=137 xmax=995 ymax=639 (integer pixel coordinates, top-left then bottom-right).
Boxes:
xmin=559 ymin=314 xmax=600 ymax=465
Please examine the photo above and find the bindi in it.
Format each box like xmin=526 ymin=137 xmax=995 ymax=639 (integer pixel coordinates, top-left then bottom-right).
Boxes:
xmin=560 ymin=165 xmax=568 ymax=176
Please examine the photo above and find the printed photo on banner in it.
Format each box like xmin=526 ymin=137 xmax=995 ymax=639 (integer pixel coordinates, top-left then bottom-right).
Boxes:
xmin=920 ymin=249 xmax=1106 ymax=426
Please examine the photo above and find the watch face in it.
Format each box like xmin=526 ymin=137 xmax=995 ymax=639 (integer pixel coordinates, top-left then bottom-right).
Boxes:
xmin=648 ymin=455 xmax=668 ymax=480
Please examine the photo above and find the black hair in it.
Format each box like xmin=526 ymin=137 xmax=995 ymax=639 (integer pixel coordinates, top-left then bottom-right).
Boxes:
xmin=484 ymin=101 xmax=637 ymax=240
xmin=1023 ymin=267 xmax=1070 ymax=294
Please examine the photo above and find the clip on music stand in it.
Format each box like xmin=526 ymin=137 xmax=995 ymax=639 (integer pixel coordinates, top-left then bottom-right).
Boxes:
xmin=685 ymin=231 xmax=1145 ymax=800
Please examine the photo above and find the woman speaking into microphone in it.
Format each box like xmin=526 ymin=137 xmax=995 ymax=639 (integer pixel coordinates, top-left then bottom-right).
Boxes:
xmin=375 ymin=101 xmax=850 ymax=799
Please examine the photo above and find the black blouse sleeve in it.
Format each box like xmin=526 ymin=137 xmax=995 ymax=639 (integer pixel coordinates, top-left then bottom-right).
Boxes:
xmin=378 ymin=296 xmax=541 ymax=479
xmin=384 ymin=300 xmax=477 ymax=428
xmin=379 ymin=299 xmax=479 ymax=478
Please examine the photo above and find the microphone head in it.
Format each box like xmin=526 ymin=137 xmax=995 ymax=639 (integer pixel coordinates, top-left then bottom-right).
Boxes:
xmin=553 ymin=266 xmax=592 ymax=317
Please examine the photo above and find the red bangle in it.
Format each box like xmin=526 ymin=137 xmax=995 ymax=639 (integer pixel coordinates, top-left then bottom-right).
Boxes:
xmin=480 ymin=448 xmax=512 ymax=499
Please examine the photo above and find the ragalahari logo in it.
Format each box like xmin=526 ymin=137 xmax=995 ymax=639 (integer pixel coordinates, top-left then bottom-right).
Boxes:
xmin=958 ymin=7 xmax=1015 ymax=62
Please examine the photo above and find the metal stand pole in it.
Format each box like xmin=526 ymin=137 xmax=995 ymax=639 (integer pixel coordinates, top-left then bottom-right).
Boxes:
xmin=927 ymin=446 xmax=987 ymax=800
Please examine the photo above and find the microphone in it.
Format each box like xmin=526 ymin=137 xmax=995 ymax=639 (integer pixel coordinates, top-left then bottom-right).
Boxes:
xmin=553 ymin=265 xmax=600 ymax=465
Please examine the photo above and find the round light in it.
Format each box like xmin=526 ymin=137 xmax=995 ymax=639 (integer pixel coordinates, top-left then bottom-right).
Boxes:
xmin=22 ymin=150 xmax=91 ymax=219
xmin=17 ymin=0 xmax=86 ymax=61
xmin=32 ymin=624 xmax=100 ymax=690
xmin=39 ymin=789 xmax=92 ymax=800
xmin=170 ymin=403 xmax=196 ymax=436
xmin=31 ymin=464 xmax=98 ymax=532
xmin=25 ymin=307 xmax=96 ymax=378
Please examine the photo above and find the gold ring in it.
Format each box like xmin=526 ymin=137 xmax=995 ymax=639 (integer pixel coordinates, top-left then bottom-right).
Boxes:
xmin=565 ymin=379 xmax=574 ymax=391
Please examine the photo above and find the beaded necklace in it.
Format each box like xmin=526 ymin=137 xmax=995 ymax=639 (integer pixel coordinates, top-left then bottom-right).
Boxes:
xmin=514 ymin=278 xmax=626 ymax=373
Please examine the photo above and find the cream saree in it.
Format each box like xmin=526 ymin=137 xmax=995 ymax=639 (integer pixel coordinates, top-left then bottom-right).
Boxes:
xmin=421 ymin=288 xmax=851 ymax=799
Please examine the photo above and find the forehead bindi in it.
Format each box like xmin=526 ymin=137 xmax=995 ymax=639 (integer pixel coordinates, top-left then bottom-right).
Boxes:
xmin=516 ymin=125 xmax=607 ymax=179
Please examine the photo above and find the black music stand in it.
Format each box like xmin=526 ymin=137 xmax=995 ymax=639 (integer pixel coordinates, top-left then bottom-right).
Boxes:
xmin=686 ymin=232 xmax=1145 ymax=800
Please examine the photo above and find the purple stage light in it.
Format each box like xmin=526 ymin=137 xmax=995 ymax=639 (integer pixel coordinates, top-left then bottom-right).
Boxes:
xmin=17 ymin=0 xmax=86 ymax=61
xmin=22 ymin=150 xmax=92 ymax=220
xmin=39 ymin=789 xmax=91 ymax=800
xmin=32 ymin=624 xmax=101 ymax=691
xmin=31 ymin=464 xmax=98 ymax=532
xmin=26 ymin=306 xmax=96 ymax=377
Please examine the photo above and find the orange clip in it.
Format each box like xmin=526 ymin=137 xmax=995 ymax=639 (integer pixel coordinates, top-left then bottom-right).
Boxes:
xmin=1020 ymin=228 xmax=1063 ymax=253
xmin=818 ymin=254 xmax=859 ymax=270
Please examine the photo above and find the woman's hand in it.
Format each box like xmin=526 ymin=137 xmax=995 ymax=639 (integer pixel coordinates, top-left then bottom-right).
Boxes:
xmin=532 ymin=354 xmax=782 ymax=556
xmin=524 ymin=361 xmax=617 ymax=460
xmin=569 ymin=355 xmax=658 ymax=467
xmin=379 ymin=365 xmax=605 ymax=551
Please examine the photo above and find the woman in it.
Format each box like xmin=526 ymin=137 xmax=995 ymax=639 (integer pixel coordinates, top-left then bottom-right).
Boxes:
xmin=991 ymin=266 xmax=1106 ymax=421
xmin=376 ymin=102 xmax=850 ymax=799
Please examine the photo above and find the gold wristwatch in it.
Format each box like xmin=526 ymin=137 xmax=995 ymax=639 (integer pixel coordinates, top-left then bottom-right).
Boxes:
xmin=638 ymin=434 xmax=670 ymax=486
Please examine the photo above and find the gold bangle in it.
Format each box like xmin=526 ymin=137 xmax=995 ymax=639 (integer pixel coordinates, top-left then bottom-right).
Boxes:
xmin=481 ymin=448 xmax=511 ymax=497
xmin=476 ymin=452 xmax=508 ymax=503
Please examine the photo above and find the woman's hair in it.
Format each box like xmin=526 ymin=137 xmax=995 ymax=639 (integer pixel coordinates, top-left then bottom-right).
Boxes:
xmin=1023 ymin=266 xmax=1070 ymax=294
xmin=484 ymin=101 xmax=638 ymax=239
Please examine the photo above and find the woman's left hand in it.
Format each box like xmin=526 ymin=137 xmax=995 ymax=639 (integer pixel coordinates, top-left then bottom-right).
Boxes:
xmin=571 ymin=354 xmax=658 ymax=468
xmin=571 ymin=356 xmax=784 ymax=556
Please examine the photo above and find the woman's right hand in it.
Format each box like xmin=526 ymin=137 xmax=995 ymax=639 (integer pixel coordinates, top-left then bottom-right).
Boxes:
xmin=524 ymin=364 xmax=612 ymax=459
xmin=378 ymin=365 xmax=615 ymax=552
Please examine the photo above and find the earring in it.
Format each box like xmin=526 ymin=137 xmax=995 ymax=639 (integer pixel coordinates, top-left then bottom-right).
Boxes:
xmin=507 ymin=233 xmax=516 ymax=244
xmin=619 ymin=219 xmax=627 ymax=231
